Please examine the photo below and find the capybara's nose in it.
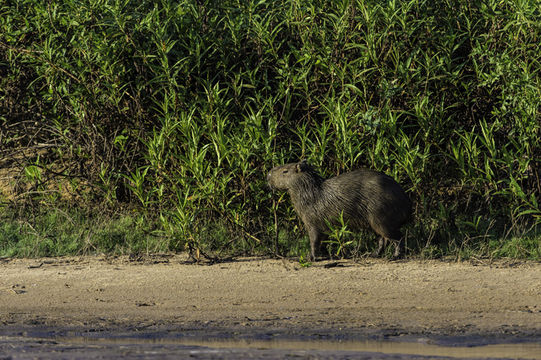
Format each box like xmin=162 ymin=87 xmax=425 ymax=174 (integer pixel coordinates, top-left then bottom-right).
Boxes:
xmin=266 ymin=173 xmax=273 ymax=189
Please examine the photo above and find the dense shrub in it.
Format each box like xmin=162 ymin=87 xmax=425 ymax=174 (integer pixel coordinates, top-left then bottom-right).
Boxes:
xmin=1 ymin=0 xmax=539 ymax=258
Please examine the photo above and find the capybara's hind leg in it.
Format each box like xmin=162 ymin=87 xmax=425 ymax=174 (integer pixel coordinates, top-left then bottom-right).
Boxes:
xmin=372 ymin=236 xmax=387 ymax=257
xmin=391 ymin=237 xmax=404 ymax=259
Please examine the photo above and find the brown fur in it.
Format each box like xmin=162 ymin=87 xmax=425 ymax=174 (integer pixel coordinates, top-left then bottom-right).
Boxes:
xmin=268 ymin=161 xmax=412 ymax=260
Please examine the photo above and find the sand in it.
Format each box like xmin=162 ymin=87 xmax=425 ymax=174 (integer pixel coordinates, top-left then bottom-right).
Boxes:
xmin=1 ymin=255 xmax=540 ymax=338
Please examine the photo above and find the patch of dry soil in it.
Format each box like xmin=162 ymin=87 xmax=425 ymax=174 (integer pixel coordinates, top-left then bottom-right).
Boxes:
xmin=1 ymin=255 xmax=540 ymax=338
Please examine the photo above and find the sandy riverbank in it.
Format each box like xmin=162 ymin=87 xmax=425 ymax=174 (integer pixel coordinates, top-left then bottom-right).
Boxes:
xmin=1 ymin=255 xmax=540 ymax=339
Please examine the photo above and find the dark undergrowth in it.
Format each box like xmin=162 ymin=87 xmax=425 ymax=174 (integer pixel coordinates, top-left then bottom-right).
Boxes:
xmin=1 ymin=0 xmax=540 ymax=260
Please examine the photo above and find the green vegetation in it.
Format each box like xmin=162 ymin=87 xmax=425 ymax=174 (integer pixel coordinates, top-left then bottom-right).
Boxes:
xmin=0 ymin=208 xmax=165 ymax=257
xmin=1 ymin=0 xmax=540 ymax=260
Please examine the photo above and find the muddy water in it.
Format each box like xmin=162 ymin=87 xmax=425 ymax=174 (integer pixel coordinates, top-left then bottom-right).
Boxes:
xmin=177 ymin=339 xmax=541 ymax=359
xmin=1 ymin=328 xmax=540 ymax=359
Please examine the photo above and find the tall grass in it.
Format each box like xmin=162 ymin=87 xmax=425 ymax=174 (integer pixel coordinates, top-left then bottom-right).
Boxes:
xmin=1 ymin=0 xmax=540 ymax=259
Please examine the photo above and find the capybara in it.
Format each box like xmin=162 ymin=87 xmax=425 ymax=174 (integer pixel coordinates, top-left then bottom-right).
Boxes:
xmin=267 ymin=160 xmax=412 ymax=260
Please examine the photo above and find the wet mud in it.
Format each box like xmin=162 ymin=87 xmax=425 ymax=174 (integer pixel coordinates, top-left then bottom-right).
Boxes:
xmin=1 ymin=325 xmax=541 ymax=359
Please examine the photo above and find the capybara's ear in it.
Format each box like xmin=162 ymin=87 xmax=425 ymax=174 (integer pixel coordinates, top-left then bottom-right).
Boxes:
xmin=296 ymin=160 xmax=309 ymax=172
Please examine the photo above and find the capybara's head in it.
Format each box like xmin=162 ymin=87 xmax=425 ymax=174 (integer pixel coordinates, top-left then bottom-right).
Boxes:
xmin=267 ymin=160 xmax=313 ymax=190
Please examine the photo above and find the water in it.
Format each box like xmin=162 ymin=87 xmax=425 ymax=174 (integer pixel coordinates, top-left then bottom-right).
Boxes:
xmin=1 ymin=328 xmax=540 ymax=359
